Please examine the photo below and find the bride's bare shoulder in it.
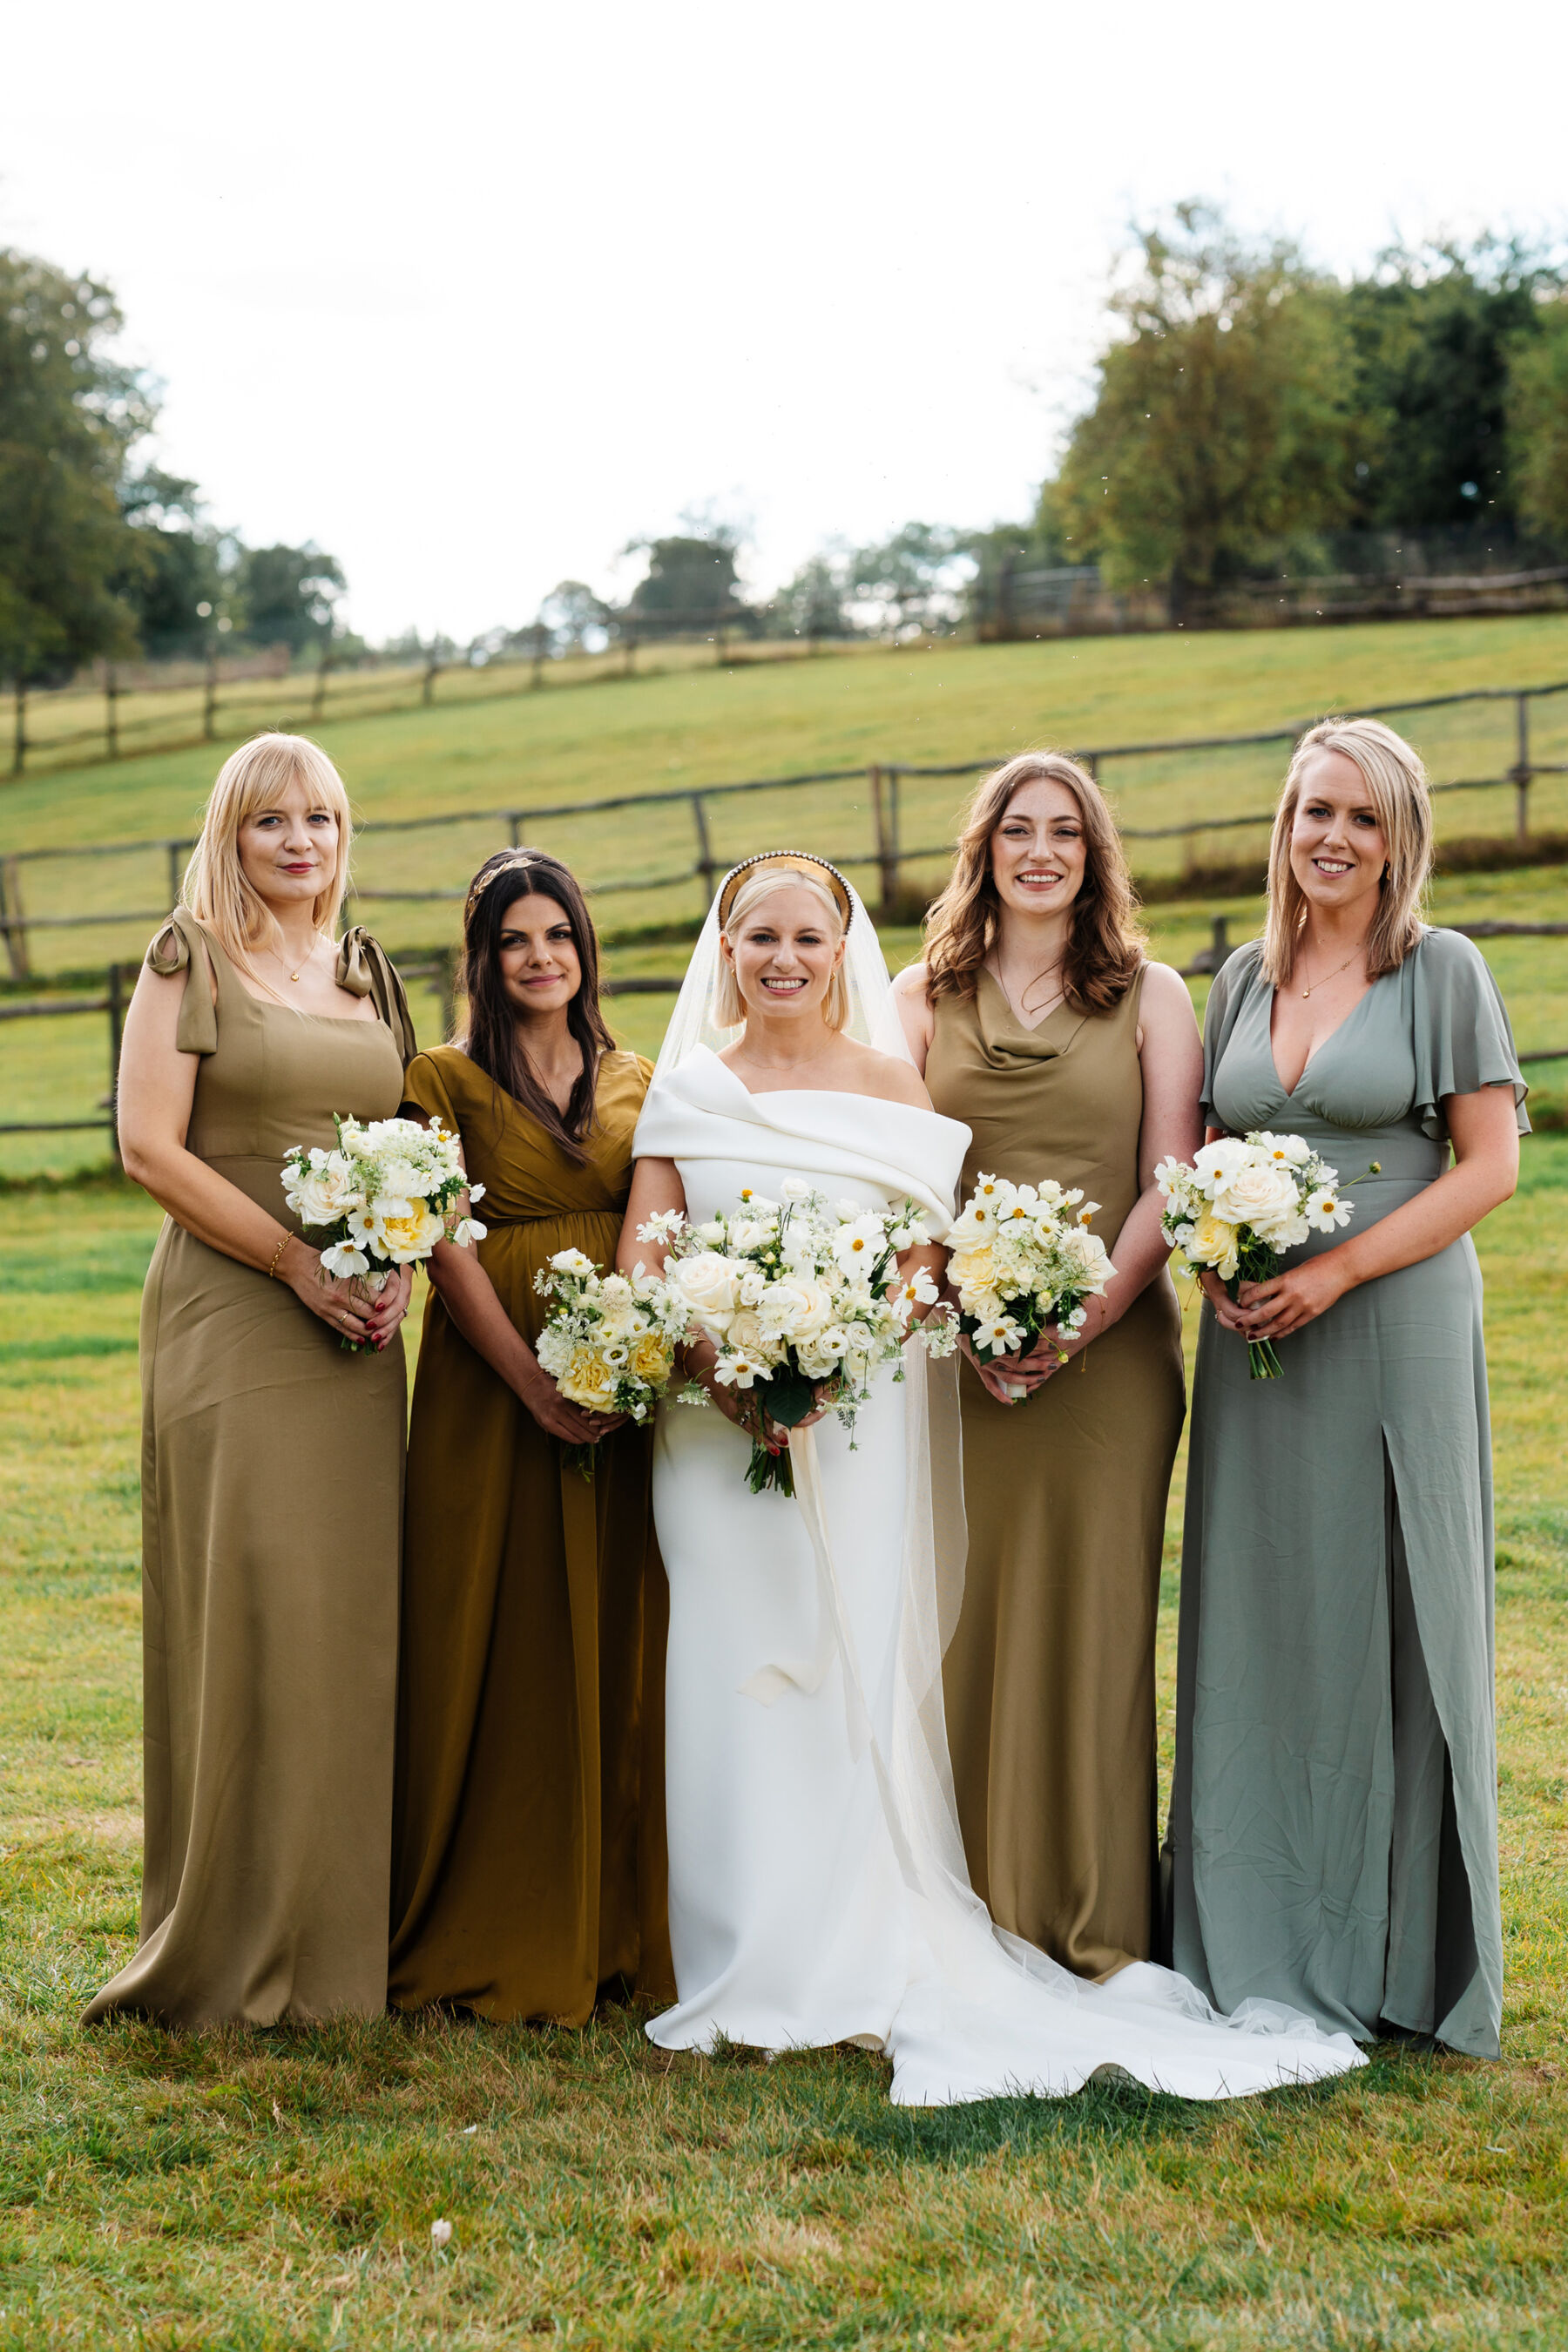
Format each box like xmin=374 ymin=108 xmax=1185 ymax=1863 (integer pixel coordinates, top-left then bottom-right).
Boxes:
xmin=838 ymin=1037 xmax=934 ymax=1110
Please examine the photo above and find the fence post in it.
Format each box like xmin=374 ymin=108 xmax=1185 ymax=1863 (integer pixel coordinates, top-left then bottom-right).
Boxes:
xmin=106 ymin=961 xmax=126 ymax=1162
xmin=507 ymin=812 xmax=527 ymax=848
xmin=624 ymin=627 xmax=639 ymax=680
xmin=422 ymin=646 xmax=441 ymax=706
xmin=10 ymin=682 xmax=25 ymax=777
xmin=1513 ymin=693 xmax=1532 ymax=844
xmin=868 ymin=764 xmax=898 ymax=916
xmin=105 ymin=665 xmax=120 ymax=760
xmin=0 ymin=856 xmax=30 ymax=982
xmin=689 ymin=794 xmax=717 ymax=902
xmin=203 ymin=645 xmax=218 ymax=740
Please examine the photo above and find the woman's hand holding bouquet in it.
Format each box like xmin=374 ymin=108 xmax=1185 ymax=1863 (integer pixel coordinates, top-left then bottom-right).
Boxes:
xmin=280 ymin=1115 xmax=486 ymax=1351
xmin=945 ymin=1173 xmax=1116 ymax=1404
xmin=533 ymin=1247 xmax=693 ymax=1478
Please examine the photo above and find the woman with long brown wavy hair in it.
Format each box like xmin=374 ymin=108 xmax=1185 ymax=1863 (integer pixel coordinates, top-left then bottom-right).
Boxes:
xmin=389 ymin=848 xmax=672 ymax=2024
xmin=894 ymin=750 xmax=1202 ymax=1983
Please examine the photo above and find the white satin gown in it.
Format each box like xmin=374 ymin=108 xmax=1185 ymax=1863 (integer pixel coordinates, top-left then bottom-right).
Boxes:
xmin=635 ymin=1049 xmax=1366 ymax=2106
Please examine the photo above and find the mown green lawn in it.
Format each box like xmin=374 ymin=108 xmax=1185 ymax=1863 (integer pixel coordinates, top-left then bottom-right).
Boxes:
xmin=2 ymin=1135 xmax=1565 ymax=2349
xmin=3 ymin=614 xmax=1568 ymax=981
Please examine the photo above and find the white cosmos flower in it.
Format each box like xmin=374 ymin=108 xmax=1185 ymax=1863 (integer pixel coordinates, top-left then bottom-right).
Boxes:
xmin=1304 ymin=1186 xmax=1354 ymax=1232
xmin=713 ymin=1350 xmax=765 ymax=1389
xmin=973 ymin=1311 xmax=1028 ymax=1354
xmin=320 ymin=1240 xmax=371 ymax=1277
xmin=830 ymin=1216 xmax=886 ymax=1274
xmin=467 ymin=1182 xmax=487 ymax=1205
xmin=1254 ymin=1130 xmax=1313 ymax=1166
xmin=451 ymin=1218 xmax=487 ymax=1247
xmin=1193 ymin=1136 xmax=1253 ymax=1190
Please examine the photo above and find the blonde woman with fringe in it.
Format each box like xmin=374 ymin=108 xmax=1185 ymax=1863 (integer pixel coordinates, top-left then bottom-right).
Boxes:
xmin=895 ymin=752 xmax=1204 ymax=1984
xmin=86 ymin=733 xmax=418 ymax=2030
xmin=1165 ymin=717 xmax=1526 ymax=2058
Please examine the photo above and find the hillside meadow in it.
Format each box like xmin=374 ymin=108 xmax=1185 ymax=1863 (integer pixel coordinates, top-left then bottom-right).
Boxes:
xmin=3 ymin=615 xmax=1567 ymax=984
xmin=1 ymin=1135 xmax=1565 ymax=2348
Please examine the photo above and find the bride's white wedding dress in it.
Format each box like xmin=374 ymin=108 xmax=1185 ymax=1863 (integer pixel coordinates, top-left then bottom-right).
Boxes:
xmin=632 ymin=898 xmax=1365 ymax=2107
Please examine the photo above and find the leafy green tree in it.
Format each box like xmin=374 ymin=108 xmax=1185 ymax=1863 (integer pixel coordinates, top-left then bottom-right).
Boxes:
xmin=234 ymin=542 xmax=345 ymax=653
xmin=537 ymin=580 xmax=611 ymax=655
xmin=1507 ymin=297 xmax=1568 ymax=543
xmin=1053 ymin=204 xmax=1356 ymax=616
xmin=0 ymin=248 xmax=152 ymax=733
xmin=1342 ymin=235 xmax=1565 ymax=533
xmin=116 ymin=469 xmax=230 ymax=658
xmin=623 ymin=532 xmax=748 ymax=634
xmin=847 ymin=523 xmax=968 ymax=635
xmin=769 ymin=551 xmax=854 ymax=639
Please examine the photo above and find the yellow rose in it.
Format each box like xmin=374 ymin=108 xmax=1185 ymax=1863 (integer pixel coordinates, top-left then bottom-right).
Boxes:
xmin=559 ymin=1346 xmax=617 ymax=1408
xmin=949 ymin=1243 xmax=997 ymax=1301
xmin=369 ymin=1196 xmax=447 ymax=1263
xmin=1187 ymin=1210 xmax=1240 ymax=1282
xmin=628 ymin=1331 xmax=673 ymax=1384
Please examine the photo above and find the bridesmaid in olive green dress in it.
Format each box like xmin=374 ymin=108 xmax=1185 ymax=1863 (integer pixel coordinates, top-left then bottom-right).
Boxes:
xmin=86 ymin=734 xmax=416 ymax=2030
xmin=896 ymin=752 xmax=1203 ymax=1981
xmin=1166 ymin=719 xmax=1524 ymax=2057
xmin=390 ymin=850 xmax=672 ymax=2025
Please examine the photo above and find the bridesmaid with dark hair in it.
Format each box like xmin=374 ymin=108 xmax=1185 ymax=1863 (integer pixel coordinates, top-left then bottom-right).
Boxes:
xmin=389 ymin=849 xmax=672 ymax=2023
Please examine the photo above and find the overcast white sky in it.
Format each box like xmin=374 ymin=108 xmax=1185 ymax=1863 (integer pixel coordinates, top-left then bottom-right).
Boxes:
xmin=3 ymin=0 xmax=1565 ymax=642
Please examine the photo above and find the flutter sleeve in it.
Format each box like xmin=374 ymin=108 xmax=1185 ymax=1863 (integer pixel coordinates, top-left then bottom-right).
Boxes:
xmin=1410 ymin=928 xmax=1531 ymax=1140
xmin=145 ymin=909 xmax=218 ymax=1057
xmin=337 ymin=928 xmax=419 ymax=1070
xmin=402 ymin=1051 xmax=462 ymax=1134
xmin=1198 ymin=940 xmax=1264 ymax=1132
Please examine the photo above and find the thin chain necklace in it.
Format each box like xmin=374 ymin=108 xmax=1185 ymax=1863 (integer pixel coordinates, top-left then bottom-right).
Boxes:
xmin=1298 ymin=944 xmax=1363 ymax=1000
xmin=994 ymin=953 xmax=1065 ymax=1017
xmin=273 ymin=943 xmax=310 ymax=984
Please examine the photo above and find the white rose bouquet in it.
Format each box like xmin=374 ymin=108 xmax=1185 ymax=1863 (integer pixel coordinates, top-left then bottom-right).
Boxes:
xmin=945 ymin=1172 xmax=1116 ymax=1400
xmin=280 ymin=1115 xmax=486 ymax=1350
xmin=649 ymin=1183 xmax=953 ymax=1497
xmin=533 ymin=1248 xmax=694 ymax=1480
xmin=1154 ymin=1131 xmax=1375 ymax=1379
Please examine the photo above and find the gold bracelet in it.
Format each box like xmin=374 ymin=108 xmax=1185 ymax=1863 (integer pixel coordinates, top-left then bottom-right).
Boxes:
xmin=265 ymin=1233 xmax=290 ymax=1280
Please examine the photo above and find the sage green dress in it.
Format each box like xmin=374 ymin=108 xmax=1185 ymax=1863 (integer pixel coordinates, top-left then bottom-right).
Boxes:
xmin=1165 ymin=929 xmax=1527 ymax=2058
xmin=84 ymin=910 xmax=416 ymax=2030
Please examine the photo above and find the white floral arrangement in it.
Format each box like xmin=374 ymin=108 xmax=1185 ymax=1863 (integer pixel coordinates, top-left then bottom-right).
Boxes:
xmin=945 ymin=1172 xmax=1116 ymax=1399
xmin=280 ymin=1115 xmax=485 ymax=1349
xmin=1154 ymin=1130 xmax=1373 ymax=1379
xmin=645 ymin=1182 xmax=953 ymax=1496
xmin=533 ymin=1249 xmax=693 ymax=1479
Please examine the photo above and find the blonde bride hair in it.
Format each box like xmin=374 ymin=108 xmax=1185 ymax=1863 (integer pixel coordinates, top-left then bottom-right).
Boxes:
xmin=180 ymin=733 xmax=354 ymax=993
xmin=1261 ymin=718 xmax=1432 ymax=987
xmin=714 ymin=865 xmax=850 ymax=1031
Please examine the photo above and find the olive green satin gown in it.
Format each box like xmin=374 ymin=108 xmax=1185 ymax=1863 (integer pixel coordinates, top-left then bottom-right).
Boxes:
xmin=85 ymin=910 xmax=416 ymax=2028
xmin=925 ymin=967 xmax=1186 ymax=1981
xmin=389 ymin=1045 xmax=672 ymax=2024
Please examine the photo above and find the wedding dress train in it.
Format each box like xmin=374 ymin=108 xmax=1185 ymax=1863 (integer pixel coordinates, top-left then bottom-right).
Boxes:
xmin=634 ymin=1043 xmax=1366 ymax=2107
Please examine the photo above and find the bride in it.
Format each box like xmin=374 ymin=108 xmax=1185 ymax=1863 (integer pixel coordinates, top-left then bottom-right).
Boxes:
xmin=618 ymin=851 xmax=1364 ymax=2106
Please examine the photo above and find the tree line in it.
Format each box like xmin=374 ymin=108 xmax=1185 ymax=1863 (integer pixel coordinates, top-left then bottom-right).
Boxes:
xmin=5 ymin=204 xmax=1567 ymax=700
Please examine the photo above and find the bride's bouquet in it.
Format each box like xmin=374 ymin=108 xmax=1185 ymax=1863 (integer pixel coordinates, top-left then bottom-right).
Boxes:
xmin=647 ymin=1184 xmax=953 ymax=1496
xmin=1155 ymin=1132 xmax=1372 ymax=1379
xmin=280 ymin=1116 xmax=486 ymax=1349
xmin=533 ymin=1249 xmax=693 ymax=1479
xmin=945 ymin=1173 xmax=1116 ymax=1398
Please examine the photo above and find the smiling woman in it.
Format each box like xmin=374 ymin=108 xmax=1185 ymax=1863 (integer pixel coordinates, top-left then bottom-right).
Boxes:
xmin=84 ymin=732 xmax=419 ymax=2031
xmin=389 ymin=848 xmax=672 ymax=2025
xmin=1166 ymin=716 xmax=1530 ymax=2058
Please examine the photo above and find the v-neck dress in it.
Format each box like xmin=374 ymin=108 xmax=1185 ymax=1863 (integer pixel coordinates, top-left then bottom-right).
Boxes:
xmin=85 ymin=909 xmax=416 ymax=2028
xmin=1164 ymin=929 xmax=1528 ymax=2057
xmin=925 ymin=967 xmax=1186 ymax=1981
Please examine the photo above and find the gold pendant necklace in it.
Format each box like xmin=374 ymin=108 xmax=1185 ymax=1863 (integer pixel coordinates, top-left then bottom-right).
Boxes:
xmin=1301 ymin=948 xmax=1361 ymax=999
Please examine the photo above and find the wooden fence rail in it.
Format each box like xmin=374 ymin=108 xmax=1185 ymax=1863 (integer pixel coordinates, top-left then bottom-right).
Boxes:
xmin=3 ymin=925 xmax=1565 ymax=1154
xmin=4 ymin=681 xmax=1568 ymax=983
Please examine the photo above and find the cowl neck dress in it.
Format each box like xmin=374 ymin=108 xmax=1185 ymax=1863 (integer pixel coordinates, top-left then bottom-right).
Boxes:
xmin=925 ymin=965 xmax=1186 ymax=1982
xmin=389 ymin=1044 xmax=672 ymax=2023
xmin=634 ymin=1048 xmax=1365 ymax=2105
xmin=85 ymin=909 xmax=416 ymax=2028
xmin=1165 ymin=929 xmax=1528 ymax=2057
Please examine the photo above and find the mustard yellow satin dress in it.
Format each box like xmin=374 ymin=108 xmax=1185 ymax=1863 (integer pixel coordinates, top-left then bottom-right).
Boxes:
xmin=389 ymin=1045 xmax=672 ymax=2024
xmin=85 ymin=910 xmax=416 ymax=2028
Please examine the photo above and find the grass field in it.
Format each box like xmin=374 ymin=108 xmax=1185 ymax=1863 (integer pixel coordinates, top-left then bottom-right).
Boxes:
xmin=2 ymin=1139 xmax=1565 ymax=2349
xmin=4 ymin=615 xmax=1568 ymax=983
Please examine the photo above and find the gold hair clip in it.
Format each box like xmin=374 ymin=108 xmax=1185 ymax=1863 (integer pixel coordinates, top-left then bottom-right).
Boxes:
xmin=464 ymin=853 xmax=538 ymax=923
xmin=717 ymin=852 xmax=855 ymax=934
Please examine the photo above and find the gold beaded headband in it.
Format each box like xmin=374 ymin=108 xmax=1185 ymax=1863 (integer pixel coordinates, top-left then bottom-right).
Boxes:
xmin=717 ymin=852 xmax=854 ymax=935
xmin=464 ymin=852 xmax=541 ymax=926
